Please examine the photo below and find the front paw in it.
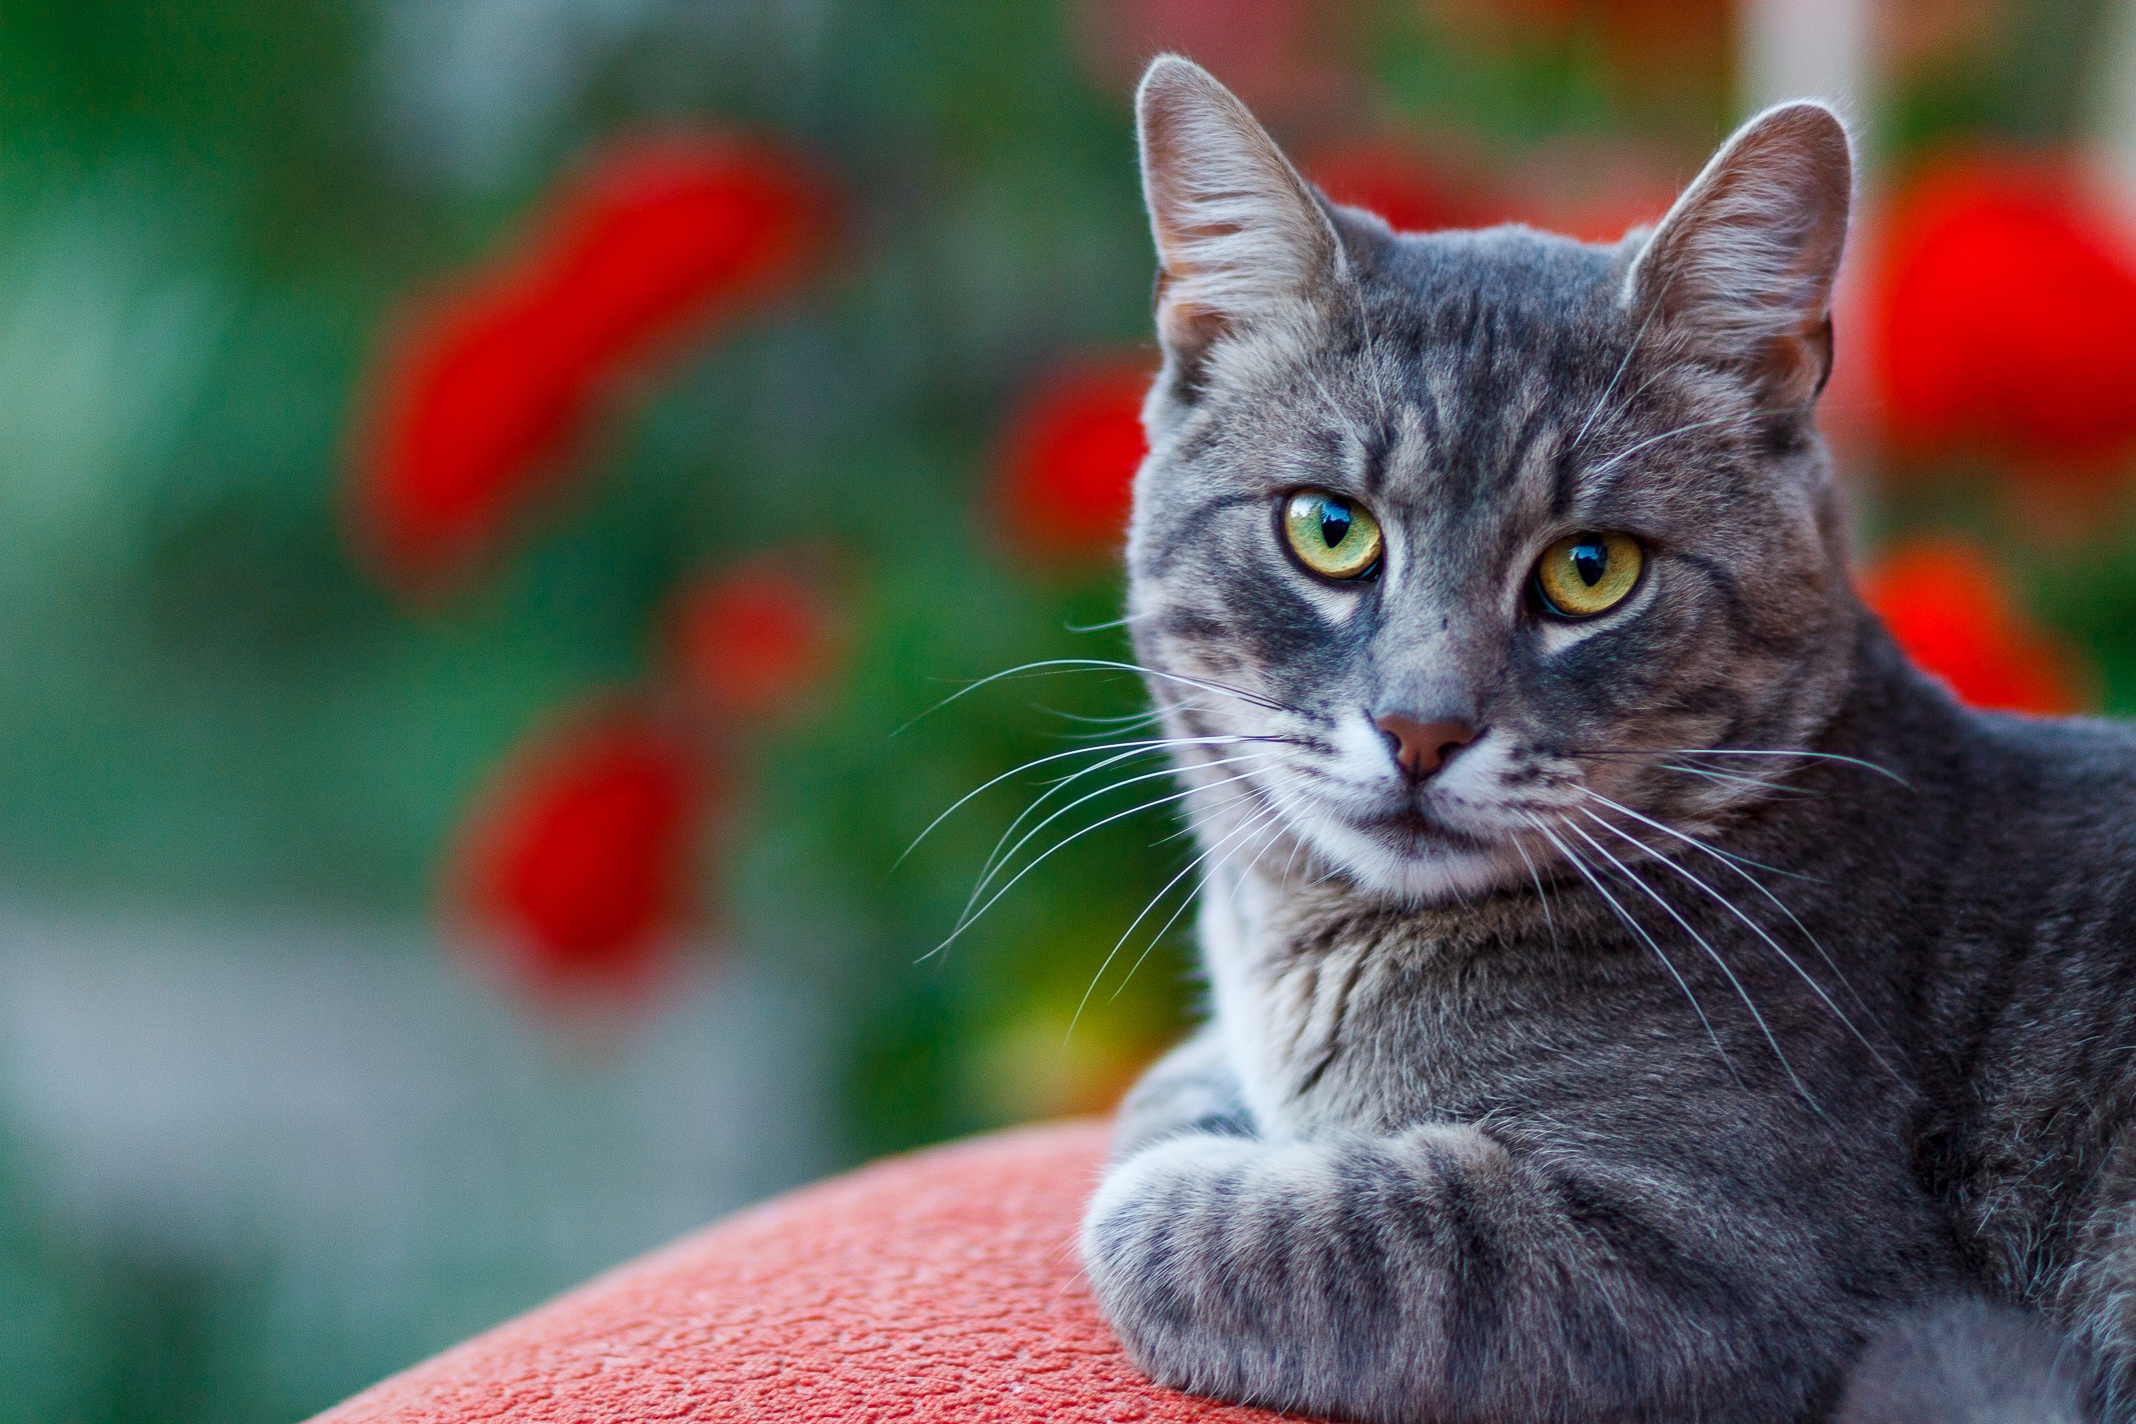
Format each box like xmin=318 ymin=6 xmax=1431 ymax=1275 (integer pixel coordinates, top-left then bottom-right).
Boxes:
xmin=1082 ymin=1129 xmax=1484 ymax=1419
xmin=1081 ymin=1134 xmax=1293 ymax=1401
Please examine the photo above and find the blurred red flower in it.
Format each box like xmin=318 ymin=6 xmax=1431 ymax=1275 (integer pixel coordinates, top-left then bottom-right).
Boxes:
xmin=1310 ymin=142 xmax=1489 ymax=234
xmin=448 ymin=700 xmax=718 ymax=1005
xmin=351 ymin=136 xmax=834 ymax=593
xmin=995 ymin=359 xmax=1152 ymax=563
xmin=668 ymin=554 xmax=844 ymax=719
xmin=1874 ymin=157 xmax=2136 ymax=472
xmin=1858 ymin=537 xmax=2091 ymax=716
xmin=1076 ymin=0 xmax=1344 ymax=118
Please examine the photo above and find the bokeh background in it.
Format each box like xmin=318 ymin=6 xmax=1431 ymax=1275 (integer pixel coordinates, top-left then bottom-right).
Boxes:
xmin=1 ymin=0 xmax=2133 ymax=1418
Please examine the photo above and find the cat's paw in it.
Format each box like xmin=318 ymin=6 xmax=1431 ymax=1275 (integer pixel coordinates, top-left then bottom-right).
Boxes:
xmin=1079 ymin=1124 xmax=1500 ymax=1417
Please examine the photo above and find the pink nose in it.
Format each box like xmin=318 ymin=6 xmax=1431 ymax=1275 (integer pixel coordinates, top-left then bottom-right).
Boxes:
xmin=1374 ymin=715 xmax=1477 ymax=779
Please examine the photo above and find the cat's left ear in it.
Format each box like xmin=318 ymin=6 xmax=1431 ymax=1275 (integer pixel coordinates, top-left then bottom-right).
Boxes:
xmin=1624 ymin=101 xmax=1853 ymax=411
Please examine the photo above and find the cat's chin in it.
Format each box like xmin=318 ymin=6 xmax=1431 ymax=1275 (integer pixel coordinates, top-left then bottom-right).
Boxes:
xmin=1299 ymin=809 xmax=1530 ymax=906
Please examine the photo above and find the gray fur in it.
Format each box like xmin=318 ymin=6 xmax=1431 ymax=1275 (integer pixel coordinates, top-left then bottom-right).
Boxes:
xmin=1835 ymin=1301 xmax=2095 ymax=1424
xmin=1079 ymin=55 xmax=2136 ymax=1424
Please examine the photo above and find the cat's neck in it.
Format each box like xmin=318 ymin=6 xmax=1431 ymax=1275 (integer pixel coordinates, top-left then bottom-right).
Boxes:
xmin=1194 ymin=606 xmax=1954 ymax=1128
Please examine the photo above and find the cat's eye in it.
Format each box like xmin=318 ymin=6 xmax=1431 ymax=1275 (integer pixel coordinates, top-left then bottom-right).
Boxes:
xmin=1534 ymin=531 xmax=1643 ymax=618
xmin=1281 ymin=490 xmax=1383 ymax=581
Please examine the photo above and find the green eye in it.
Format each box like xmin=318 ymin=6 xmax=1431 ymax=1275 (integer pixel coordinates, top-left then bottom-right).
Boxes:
xmin=1282 ymin=490 xmax=1383 ymax=580
xmin=1535 ymin=531 xmax=1643 ymax=617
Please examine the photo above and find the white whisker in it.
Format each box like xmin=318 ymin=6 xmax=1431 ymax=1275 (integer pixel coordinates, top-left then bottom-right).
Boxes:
xmin=1076 ymin=795 xmax=1292 ymax=1036
xmin=929 ymin=758 xmax=1283 ymax=962
xmin=898 ymin=657 xmax=1300 ymax=733
xmin=962 ymin=752 xmax=1280 ymax=923
xmin=1565 ymin=817 xmax=1818 ymax=1110
xmin=896 ymin=734 xmax=1270 ymax=873
xmin=1576 ymin=793 xmax=1893 ymax=1070
xmin=1523 ymin=812 xmax=1738 ymax=1082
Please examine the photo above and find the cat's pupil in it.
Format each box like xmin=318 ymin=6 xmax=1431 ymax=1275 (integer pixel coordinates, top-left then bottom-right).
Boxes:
xmin=1571 ymin=540 xmax=1608 ymax=587
xmin=1319 ymin=501 xmax=1353 ymax=549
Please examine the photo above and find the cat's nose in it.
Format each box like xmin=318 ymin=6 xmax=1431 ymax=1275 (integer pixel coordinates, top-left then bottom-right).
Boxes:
xmin=1374 ymin=714 xmax=1477 ymax=780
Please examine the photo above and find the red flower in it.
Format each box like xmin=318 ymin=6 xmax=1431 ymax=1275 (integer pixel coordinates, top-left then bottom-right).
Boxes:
xmin=668 ymin=554 xmax=844 ymax=719
xmin=1858 ymin=537 xmax=2091 ymax=716
xmin=1076 ymin=0 xmax=1344 ymax=118
xmin=995 ymin=359 xmax=1152 ymax=563
xmin=1309 ymin=142 xmax=1487 ymax=234
xmin=448 ymin=700 xmax=718 ymax=1005
xmin=1873 ymin=156 xmax=2136 ymax=471
xmin=351 ymin=136 xmax=834 ymax=593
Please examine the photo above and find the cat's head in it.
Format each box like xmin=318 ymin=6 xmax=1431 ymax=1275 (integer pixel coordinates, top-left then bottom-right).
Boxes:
xmin=1125 ymin=56 xmax=1860 ymax=905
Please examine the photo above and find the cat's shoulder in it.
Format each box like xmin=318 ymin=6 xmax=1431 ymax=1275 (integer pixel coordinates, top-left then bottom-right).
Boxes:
xmin=1968 ymin=708 xmax=2136 ymax=796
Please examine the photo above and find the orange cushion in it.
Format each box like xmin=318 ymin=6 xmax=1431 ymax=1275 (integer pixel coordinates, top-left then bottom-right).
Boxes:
xmin=309 ymin=1119 xmax=1297 ymax=1422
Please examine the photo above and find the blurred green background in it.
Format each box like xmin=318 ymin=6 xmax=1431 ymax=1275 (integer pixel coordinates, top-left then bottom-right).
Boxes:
xmin=1 ymin=0 xmax=2134 ymax=1419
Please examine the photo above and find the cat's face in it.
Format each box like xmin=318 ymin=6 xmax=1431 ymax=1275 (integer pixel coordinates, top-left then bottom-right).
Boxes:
xmin=1126 ymin=60 xmax=1859 ymax=904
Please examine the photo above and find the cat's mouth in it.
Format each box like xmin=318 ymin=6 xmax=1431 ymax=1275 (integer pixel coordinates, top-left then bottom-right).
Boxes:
xmin=1350 ymin=805 xmax=1496 ymax=855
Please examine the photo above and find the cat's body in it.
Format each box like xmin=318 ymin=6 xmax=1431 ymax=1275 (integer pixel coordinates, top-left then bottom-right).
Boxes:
xmin=1081 ymin=57 xmax=2134 ymax=1423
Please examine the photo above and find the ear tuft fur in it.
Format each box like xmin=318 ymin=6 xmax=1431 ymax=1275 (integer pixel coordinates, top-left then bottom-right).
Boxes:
xmin=1135 ymin=56 xmax=1340 ymax=378
xmin=1625 ymin=100 xmax=1853 ymax=410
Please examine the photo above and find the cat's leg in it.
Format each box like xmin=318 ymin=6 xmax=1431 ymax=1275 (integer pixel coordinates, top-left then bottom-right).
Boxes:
xmin=1110 ymin=1024 xmax=1255 ymax=1158
xmin=1081 ymin=1123 xmax=1887 ymax=1424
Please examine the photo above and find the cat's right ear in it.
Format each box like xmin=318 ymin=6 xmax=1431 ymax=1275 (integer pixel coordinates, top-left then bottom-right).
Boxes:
xmin=1136 ymin=56 xmax=1341 ymax=390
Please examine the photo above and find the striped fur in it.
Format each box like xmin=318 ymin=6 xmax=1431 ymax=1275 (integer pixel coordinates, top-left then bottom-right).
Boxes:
xmin=1083 ymin=57 xmax=2135 ymax=1424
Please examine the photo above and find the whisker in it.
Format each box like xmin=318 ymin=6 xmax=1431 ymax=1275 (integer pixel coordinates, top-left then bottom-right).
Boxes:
xmin=895 ymin=734 xmax=1265 ymax=873
xmin=1073 ymin=795 xmax=1290 ymax=1037
xmin=963 ymin=751 xmax=1279 ymax=922
xmin=1667 ymin=747 xmax=1912 ymax=789
xmin=1574 ymin=746 xmax=1910 ymax=789
xmin=1655 ymin=762 xmax=1817 ymax=797
xmin=1583 ymin=808 xmax=1892 ymax=1084
xmin=1345 ymin=280 xmax=1393 ymax=421
xmin=1576 ymin=792 xmax=1890 ymax=1058
xmin=1523 ymin=813 xmax=1740 ymax=1084
xmin=1151 ymin=775 xmax=1276 ymax=849
xmin=896 ymin=657 xmax=1299 ymax=734
xmin=1214 ymin=800 xmax=1296 ymax=923
xmin=1569 ymin=297 xmax=1663 ymax=455
xmin=1063 ymin=610 xmax=1154 ymax=633
xmin=1563 ymin=818 xmax=1817 ymax=1110
xmin=1276 ymin=802 xmax=1314 ymax=887
xmin=1299 ymin=360 xmax=1374 ymax=452
xmin=978 ymin=734 xmax=1290 ymax=892
xmin=1038 ymin=704 xmax=1167 ymax=728
xmin=1572 ymin=811 xmax=1819 ymax=1110
xmin=1582 ymin=412 xmax=1756 ymax=483
xmin=970 ymin=735 xmax=1289 ymax=891
xmin=1109 ymin=799 xmax=1296 ymax=1010
xmin=931 ymin=760 xmax=1280 ymax=961
xmin=1510 ymin=833 xmax=1560 ymax=955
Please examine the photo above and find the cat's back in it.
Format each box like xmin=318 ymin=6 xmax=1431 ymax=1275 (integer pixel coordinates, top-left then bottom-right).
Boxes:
xmin=1912 ymin=696 xmax=2136 ymax=1318
xmin=1941 ymin=703 xmax=2136 ymax=927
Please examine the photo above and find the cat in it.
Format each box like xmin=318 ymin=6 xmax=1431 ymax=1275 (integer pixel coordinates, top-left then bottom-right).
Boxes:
xmin=1078 ymin=54 xmax=2132 ymax=1424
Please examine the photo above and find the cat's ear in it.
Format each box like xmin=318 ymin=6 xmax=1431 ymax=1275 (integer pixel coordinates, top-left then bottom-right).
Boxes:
xmin=1624 ymin=101 xmax=1853 ymax=411
xmin=1136 ymin=56 xmax=1341 ymax=381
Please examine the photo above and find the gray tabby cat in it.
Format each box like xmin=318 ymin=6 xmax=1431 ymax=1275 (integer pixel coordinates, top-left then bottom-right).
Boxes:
xmin=1079 ymin=55 xmax=2133 ymax=1424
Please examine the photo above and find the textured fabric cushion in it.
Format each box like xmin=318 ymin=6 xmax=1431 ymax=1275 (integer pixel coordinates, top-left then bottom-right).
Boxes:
xmin=309 ymin=1118 xmax=1296 ymax=1422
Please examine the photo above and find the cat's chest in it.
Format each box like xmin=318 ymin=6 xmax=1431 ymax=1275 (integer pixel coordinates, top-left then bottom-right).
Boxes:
xmin=1228 ymin=941 xmax=1499 ymax=1133
xmin=1213 ymin=900 xmax=1644 ymax=1138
